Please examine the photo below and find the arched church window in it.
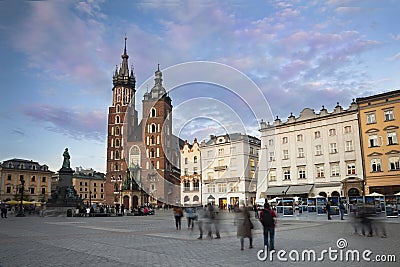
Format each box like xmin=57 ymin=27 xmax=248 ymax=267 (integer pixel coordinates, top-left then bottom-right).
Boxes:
xmin=115 ymin=115 xmax=120 ymax=124
xmin=115 ymin=127 xmax=120 ymax=135
xmin=151 ymin=124 xmax=156 ymax=133
xmin=151 ymin=108 xmax=156 ymax=117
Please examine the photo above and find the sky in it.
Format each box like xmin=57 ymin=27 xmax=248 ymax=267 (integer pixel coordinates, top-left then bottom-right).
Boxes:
xmin=0 ymin=0 xmax=399 ymax=173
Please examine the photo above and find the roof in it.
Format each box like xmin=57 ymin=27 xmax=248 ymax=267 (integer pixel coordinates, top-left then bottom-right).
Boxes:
xmin=356 ymin=89 xmax=400 ymax=103
xmin=1 ymin=158 xmax=53 ymax=173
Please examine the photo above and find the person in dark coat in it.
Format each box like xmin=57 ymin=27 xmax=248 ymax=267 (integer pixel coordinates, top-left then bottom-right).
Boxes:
xmin=326 ymin=201 xmax=332 ymax=220
xmin=237 ymin=205 xmax=253 ymax=250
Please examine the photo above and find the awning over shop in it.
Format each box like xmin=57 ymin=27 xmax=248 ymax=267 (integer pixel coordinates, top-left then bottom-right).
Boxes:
xmin=265 ymin=186 xmax=289 ymax=196
xmin=285 ymin=184 xmax=313 ymax=195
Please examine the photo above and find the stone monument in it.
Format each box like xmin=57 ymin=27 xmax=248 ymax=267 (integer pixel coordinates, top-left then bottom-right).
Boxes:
xmin=47 ymin=148 xmax=82 ymax=213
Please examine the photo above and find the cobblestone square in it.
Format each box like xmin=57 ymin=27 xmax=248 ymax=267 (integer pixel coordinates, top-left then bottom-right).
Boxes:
xmin=0 ymin=211 xmax=399 ymax=267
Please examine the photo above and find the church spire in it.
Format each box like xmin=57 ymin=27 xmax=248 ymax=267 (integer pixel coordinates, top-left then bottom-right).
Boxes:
xmin=113 ymin=36 xmax=136 ymax=89
xmin=119 ymin=36 xmax=129 ymax=77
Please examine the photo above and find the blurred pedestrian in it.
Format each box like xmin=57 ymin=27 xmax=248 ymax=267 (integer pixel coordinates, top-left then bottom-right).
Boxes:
xmin=259 ymin=202 xmax=277 ymax=252
xmin=253 ymin=204 xmax=259 ymax=219
xmin=339 ymin=201 xmax=346 ymax=220
xmin=185 ymin=207 xmax=195 ymax=229
xmin=237 ymin=205 xmax=253 ymax=250
xmin=326 ymin=201 xmax=332 ymax=220
xmin=173 ymin=206 xmax=183 ymax=230
xmin=207 ymin=203 xmax=220 ymax=239
xmin=197 ymin=206 xmax=206 ymax=239
xmin=1 ymin=201 xmax=7 ymax=218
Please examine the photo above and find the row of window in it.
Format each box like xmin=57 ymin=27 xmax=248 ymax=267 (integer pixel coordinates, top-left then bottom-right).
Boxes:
xmin=78 ymin=187 xmax=103 ymax=193
xmin=368 ymin=132 xmax=398 ymax=147
xmin=273 ymin=126 xmax=354 ymax=145
xmin=4 ymin=186 xmax=46 ymax=194
xmin=206 ymin=169 xmax=256 ymax=179
xmin=269 ymin=163 xmax=357 ymax=181
xmin=6 ymin=174 xmax=47 ymax=183
xmin=269 ymin=141 xmax=354 ymax=161
xmin=205 ymin=147 xmax=258 ymax=158
xmin=182 ymin=180 xmax=200 ymax=191
xmin=79 ymin=193 xmax=104 ymax=199
xmin=370 ymin=157 xmax=400 ymax=172
xmin=78 ymin=181 xmax=104 ymax=187
xmin=5 ymin=163 xmax=48 ymax=171
xmin=366 ymin=109 xmax=395 ymax=124
xmin=184 ymin=156 xmax=198 ymax=164
xmin=147 ymin=123 xmax=170 ymax=134
xmin=206 ymin=183 xmax=239 ymax=193
xmin=114 ymin=88 xmax=130 ymax=105
xmin=183 ymin=167 xmax=198 ymax=175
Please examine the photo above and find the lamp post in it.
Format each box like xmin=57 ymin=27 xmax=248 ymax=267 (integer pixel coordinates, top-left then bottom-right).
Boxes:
xmin=89 ymin=191 xmax=92 ymax=207
xmin=16 ymin=176 xmax=25 ymax=217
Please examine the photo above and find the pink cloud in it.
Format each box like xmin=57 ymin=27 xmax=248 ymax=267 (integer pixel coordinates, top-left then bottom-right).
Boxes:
xmin=22 ymin=104 xmax=107 ymax=141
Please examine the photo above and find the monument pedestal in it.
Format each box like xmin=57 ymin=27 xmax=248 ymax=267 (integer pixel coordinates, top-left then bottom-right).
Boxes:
xmin=47 ymin=168 xmax=82 ymax=215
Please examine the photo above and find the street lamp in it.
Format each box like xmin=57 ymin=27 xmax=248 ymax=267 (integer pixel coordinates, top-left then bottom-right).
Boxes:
xmin=16 ymin=176 xmax=25 ymax=217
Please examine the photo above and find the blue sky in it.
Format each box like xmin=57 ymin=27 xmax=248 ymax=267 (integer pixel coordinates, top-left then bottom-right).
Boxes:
xmin=0 ymin=0 xmax=399 ymax=173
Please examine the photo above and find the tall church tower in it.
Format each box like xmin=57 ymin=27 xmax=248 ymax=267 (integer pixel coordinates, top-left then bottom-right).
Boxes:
xmin=105 ymin=37 xmax=136 ymax=206
xmin=105 ymin=39 xmax=182 ymax=208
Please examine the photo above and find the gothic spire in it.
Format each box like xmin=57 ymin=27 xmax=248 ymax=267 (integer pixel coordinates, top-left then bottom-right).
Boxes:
xmin=113 ymin=36 xmax=136 ymax=89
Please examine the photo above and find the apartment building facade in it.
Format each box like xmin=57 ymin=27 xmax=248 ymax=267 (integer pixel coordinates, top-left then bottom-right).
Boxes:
xmin=180 ymin=139 xmax=202 ymax=206
xmin=0 ymin=158 xmax=53 ymax=202
xmin=357 ymin=90 xmax=400 ymax=195
xmin=257 ymin=101 xmax=364 ymax=199
xmin=200 ymin=133 xmax=260 ymax=208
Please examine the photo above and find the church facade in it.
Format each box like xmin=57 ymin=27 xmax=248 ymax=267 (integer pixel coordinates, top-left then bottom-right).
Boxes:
xmin=105 ymin=38 xmax=181 ymax=210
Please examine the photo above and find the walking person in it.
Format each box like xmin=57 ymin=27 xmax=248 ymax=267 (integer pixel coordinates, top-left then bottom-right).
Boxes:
xmin=173 ymin=206 xmax=183 ymax=230
xmin=1 ymin=201 xmax=7 ymax=218
xmin=339 ymin=201 xmax=346 ymax=220
xmin=237 ymin=205 xmax=253 ymax=250
xmin=185 ymin=207 xmax=195 ymax=229
xmin=253 ymin=204 xmax=259 ymax=219
xmin=326 ymin=201 xmax=332 ymax=220
xmin=207 ymin=203 xmax=220 ymax=239
xmin=259 ymin=202 xmax=277 ymax=252
xmin=197 ymin=206 xmax=206 ymax=239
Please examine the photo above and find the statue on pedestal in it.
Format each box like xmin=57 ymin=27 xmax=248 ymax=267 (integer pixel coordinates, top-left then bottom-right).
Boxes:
xmin=62 ymin=148 xmax=71 ymax=169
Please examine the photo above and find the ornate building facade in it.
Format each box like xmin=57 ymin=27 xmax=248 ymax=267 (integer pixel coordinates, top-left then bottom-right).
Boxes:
xmin=357 ymin=90 xmax=400 ymax=195
xmin=257 ymin=101 xmax=364 ymax=199
xmin=180 ymin=139 xmax=202 ymax=206
xmin=105 ymin=38 xmax=181 ymax=209
xmin=200 ymin=133 xmax=260 ymax=208
xmin=0 ymin=158 xmax=53 ymax=202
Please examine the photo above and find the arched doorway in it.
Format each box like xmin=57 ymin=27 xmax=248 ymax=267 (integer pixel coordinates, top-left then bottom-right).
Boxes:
xmin=331 ymin=191 xmax=340 ymax=197
xmin=319 ymin=192 xmax=327 ymax=197
xmin=132 ymin=195 xmax=139 ymax=208
xmin=123 ymin=196 xmax=130 ymax=210
xmin=348 ymin=188 xmax=360 ymax=197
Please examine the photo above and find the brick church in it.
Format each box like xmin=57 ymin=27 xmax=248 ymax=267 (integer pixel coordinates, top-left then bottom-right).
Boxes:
xmin=105 ymin=38 xmax=182 ymax=210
